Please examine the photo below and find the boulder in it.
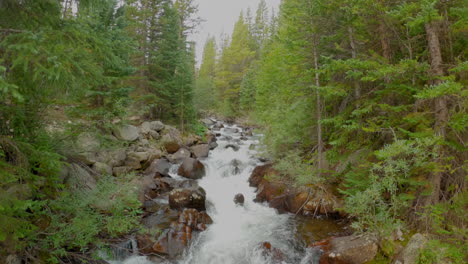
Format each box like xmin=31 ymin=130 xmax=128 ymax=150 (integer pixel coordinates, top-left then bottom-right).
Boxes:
xmin=92 ymin=162 xmax=112 ymax=175
xmin=201 ymin=118 xmax=215 ymax=126
xmin=152 ymin=223 xmax=191 ymax=257
xmin=145 ymin=158 xmax=172 ymax=177
xmin=178 ymin=157 xmax=206 ymax=180
xmin=259 ymin=242 xmax=285 ymax=263
xmin=249 ymin=164 xmax=278 ymax=187
xmin=150 ymin=121 xmax=165 ymax=132
xmin=125 ymin=151 xmax=151 ymax=170
xmin=315 ymin=235 xmax=378 ymax=264
xmin=161 ymin=127 xmax=183 ymax=154
xmin=392 ymin=233 xmax=427 ymax=264
xmin=66 ymin=164 xmax=97 ymax=190
xmin=255 ymin=180 xmax=286 ymax=203
xmin=170 ymin=148 xmax=191 ymax=163
xmin=224 ymin=127 xmax=239 ymax=134
xmin=76 ymin=132 xmax=100 ymax=152
xmin=234 ymin=194 xmax=245 ymax=205
xmin=225 ymin=144 xmax=240 ymax=151
xmin=100 ymin=148 xmax=127 ymax=167
xmin=178 ymin=208 xmax=213 ymax=230
xmin=183 ymin=134 xmax=200 ymax=147
xmin=168 ymin=187 xmax=206 ymax=211
xmin=230 ymin=159 xmax=243 ymax=175
xmin=112 ymin=166 xmax=132 ymax=177
xmin=113 ymin=125 xmax=140 ymax=141
xmin=191 ymin=144 xmax=210 ymax=158
xmin=140 ymin=121 xmax=154 ymax=135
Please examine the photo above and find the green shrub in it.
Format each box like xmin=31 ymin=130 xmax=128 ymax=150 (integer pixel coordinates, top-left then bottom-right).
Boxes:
xmin=342 ymin=137 xmax=440 ymax=235
xmin=40 ymin=174 xmax=142 ymax=261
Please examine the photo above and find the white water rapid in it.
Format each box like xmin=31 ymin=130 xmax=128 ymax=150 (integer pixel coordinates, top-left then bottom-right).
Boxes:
xmin=111 ymin=122 xmax=320 ymax=264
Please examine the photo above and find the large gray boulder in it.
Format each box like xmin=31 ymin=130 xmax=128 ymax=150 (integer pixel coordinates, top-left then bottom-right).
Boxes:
xmin=191 ymin=144 xmax=210 ymax=158
xmin=393 ymin=233 xmax=427 ymax=264
xmin=201 ymin=118 xmax=215 ymax=126
xmin=177 ymin=157 xmax=206 ymax=180
xmin=66 ymin=164 xmax=97 ymax=190
xmin=76 ymin=132 xmax=100 ymax=152
xmin=113 ymin=124 xmax=140 ymax=141
xmin=92 ymin=162 xmax=112 ymax=175
xmin=170 ymin=148 xmax=191 ymax=163
xmin=161 ymin=126 xmax=183 ymax=154
xmin=168 ymin=186 xmax=206 ymax=211
xmin=319 ymin=235 xmax=378 ymax=264
xmin=145 ymin=158 xmax=172 ymax=177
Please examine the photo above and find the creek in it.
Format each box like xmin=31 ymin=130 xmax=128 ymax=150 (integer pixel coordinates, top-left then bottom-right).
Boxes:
xmin=109 ymin=121 xmax=342 ymax=264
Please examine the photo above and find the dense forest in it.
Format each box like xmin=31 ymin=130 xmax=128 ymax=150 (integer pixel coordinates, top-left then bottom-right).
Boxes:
xmin=0 ymin=0 xmax=466 ymax=263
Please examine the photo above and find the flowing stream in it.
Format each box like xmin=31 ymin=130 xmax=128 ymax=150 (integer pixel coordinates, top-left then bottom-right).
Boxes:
xmin=111 ymin=122 xmax=323 ymax=264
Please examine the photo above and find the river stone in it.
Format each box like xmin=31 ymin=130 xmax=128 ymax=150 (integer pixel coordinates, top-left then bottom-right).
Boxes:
xmin=113 ymin=125 xmax=140 ymax=141
xmin=224 ymin=127 xmax=239 ymax=134
xmin=145 ymin=158 xmax=172 ymax=177
xmin=201 ymin=118 xmax=215 ymax=126
xmin=320 ymin=235 xmax=378 ymax=264
xmin=161 ymin=127 xmax=183 ymax=153
xmin=392 ymin=233 xmax=427 ymax=264
xmin=112 ymin=166 xmax=132 ymax=177
xmin=178 ymin=157 xmax=206 ymax=180
xmin=191 ymin=144 xmax=210 ymax=158
xmin=170 ymin=148 xmax=191 ymax=163
xmin=150 ymin=121 xmax=165 ymax=132
xmin=225 ymin=144 xmax=240 ymax=151
xmin=168 ymin=187 xmax=206 ymax=211
xmin=234 ymin=194 xmax=245 ymax=205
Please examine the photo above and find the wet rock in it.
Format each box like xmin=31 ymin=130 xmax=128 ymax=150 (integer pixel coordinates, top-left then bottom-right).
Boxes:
xmin=220 ymin=135 xmax=233 ymax=141
xmin=259 ymin=242 xmax=284 ymax=263
xmin=178 ymin=157 xmax=206 ymax=180
xmin=153 ymin=223 xmax=192 ymax=257
xmin=191 ymin=144 xmax=210 ymax=158
xmin=161 ymin=126 xmax=183 ymax=153
xmin=225 ymin=144 xmax=240 ymax=151
xmin=170 ymin=148 xmax=191 ymax=163
xmin=145 ymin=158 xmax=171 ymax=177
xmin=314 ymin=235 xmax=378 ymax=264
xmin=168 ymin=187 xmax=206 ymax=211
xmin=142 ymin=207 xmax=179 ymax=230
xmin=248 ymin=164 xmax=278 ymax=187
xmin=178 ymin=208 xmax=213 ymax=231
xmin=255 ymin=181 xmax=285 ymax=203
xmin=224 ymin=127 xmax=239 ymax=134
xmin=113 ymin=124 xmax=140 ymax=141
xmin=230 ymin=159 xmax=243 ymax=174
xmin=234 ymin=194 xmax=245 ymax=205
xmin=212 ymin=122 xmax=224 ymax=130
xmin=302 ymin=188 xmax=344 ymax=217
xmin=392 ymin=233 xmax=427 ymax=264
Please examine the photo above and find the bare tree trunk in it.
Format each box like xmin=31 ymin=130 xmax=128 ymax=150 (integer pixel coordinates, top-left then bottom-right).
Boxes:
xmin=378 ymin=21 xmax=392 ymax=62
xmin=422 ymin=20 xmax=447 ymax=207
xmin=313 ymin=42 xmax=323 ymax=177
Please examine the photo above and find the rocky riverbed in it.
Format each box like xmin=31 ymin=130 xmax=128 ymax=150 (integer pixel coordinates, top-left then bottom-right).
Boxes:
xmin=64 ymin=117 xmax=423 ymax=264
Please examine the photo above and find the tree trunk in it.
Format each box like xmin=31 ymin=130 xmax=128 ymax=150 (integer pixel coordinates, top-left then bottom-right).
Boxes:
xmin=422 ymin=20 xmax=447 ymax=207
xmin=378 ymin=21 xmax=392 ymax=61
xmin=313 ymin=42 xmax=323 ymax=177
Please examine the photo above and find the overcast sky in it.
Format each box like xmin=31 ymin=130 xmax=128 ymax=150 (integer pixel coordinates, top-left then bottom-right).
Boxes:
xmin=189 ymin=0 xmax=281 ymax=65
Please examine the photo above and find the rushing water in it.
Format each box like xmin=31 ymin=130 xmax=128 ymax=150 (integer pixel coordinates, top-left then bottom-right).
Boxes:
xmin=111 ymin=122 xmax=322 ymax=264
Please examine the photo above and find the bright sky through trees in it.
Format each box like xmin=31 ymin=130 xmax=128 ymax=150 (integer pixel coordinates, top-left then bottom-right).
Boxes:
xmin=189 ymin=0 xmax=281 ymax=64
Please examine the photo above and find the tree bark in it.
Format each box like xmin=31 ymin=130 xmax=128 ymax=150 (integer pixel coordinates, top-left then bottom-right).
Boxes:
xmin=423 ymin=20 xmax=447 ymax=207
xmin=313 ymin=42 xmax=323 ymax=177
